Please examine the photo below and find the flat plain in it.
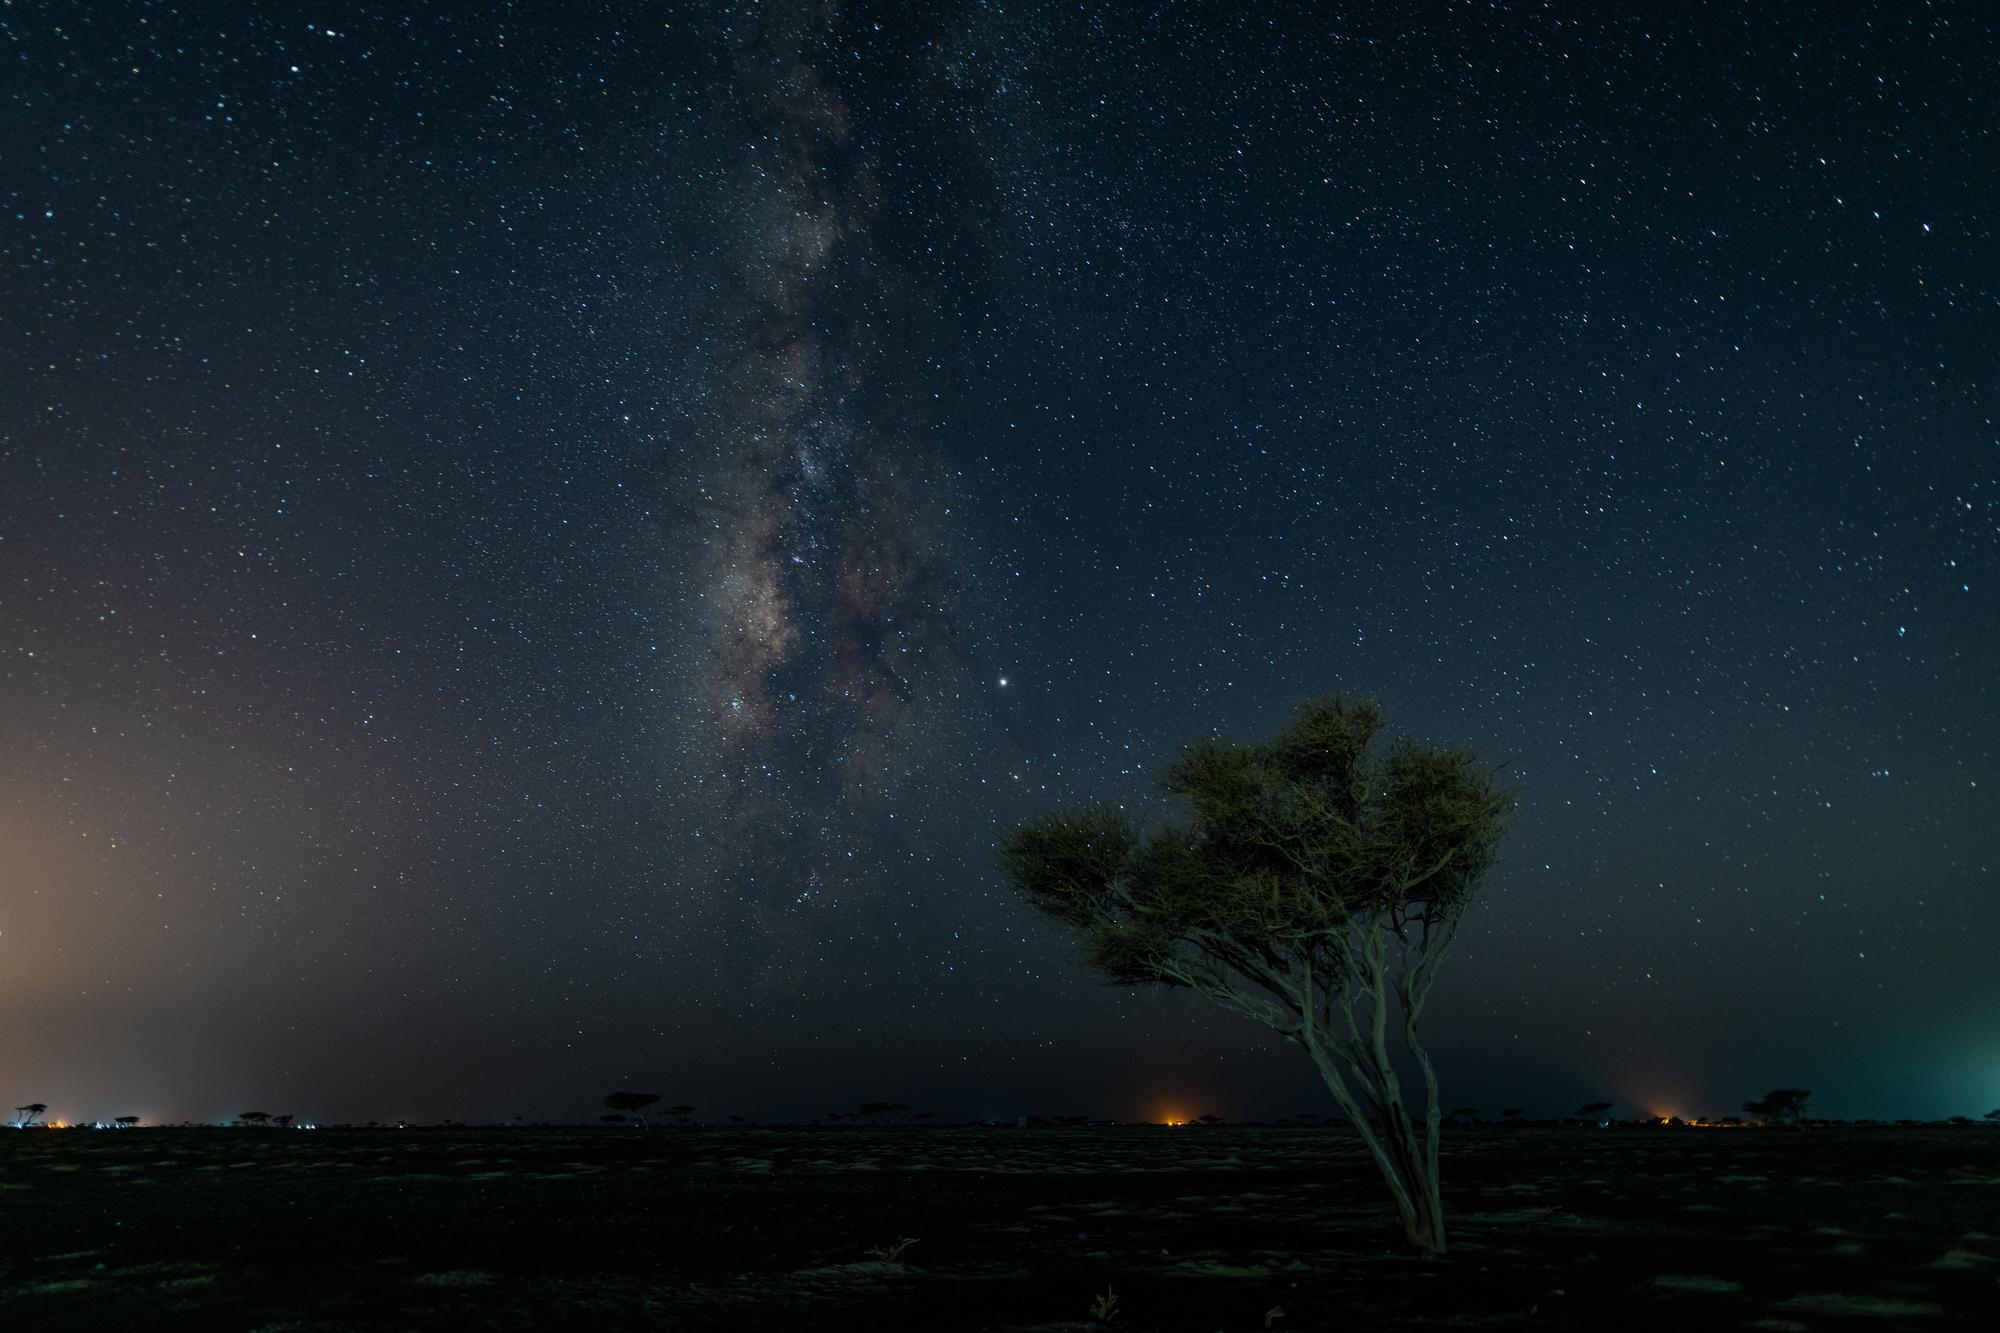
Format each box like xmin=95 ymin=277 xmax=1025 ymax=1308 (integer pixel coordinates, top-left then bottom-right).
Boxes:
xmin=1 ymin=1124 xmax=1995 ymax=1329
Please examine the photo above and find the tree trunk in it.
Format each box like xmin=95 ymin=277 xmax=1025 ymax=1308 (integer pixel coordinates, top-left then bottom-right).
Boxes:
xmin=1303 ymin=1041 xmax=1448 ymax=1254
xmin=1375 ymin=1101 xmax=1448 ymax=1253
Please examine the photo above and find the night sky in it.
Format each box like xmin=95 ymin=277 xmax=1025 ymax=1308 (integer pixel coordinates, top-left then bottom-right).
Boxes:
xmin=4 ymin=3 xmax=1995 ymax=1128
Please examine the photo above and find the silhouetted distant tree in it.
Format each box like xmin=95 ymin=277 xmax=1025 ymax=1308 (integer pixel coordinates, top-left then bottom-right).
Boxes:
xmin=13 ymin=1103 xmax=47 ymax=1128
xmin=915 ymin=1111 xmax=934 ymax=1122
xmin=727 ymin=1114 xmax=745 ymax=1125
xmin=273 ymin=1115 xmax=294 ymax=1129
xmin=604 ymin=1092 xmax=662 ymax=1126
xmin=999 ymin=694 xmax=1513 ymax=1254
xmin=1574 ymin=1102 xmax=1612 ymax=1122
xmin=1948 ymin=1115 xmax=1973 ymax=1126
xmin=238 ymin=1111 xmax=273 ymax=1127
xmin=667 ymin=1104 xmax=695 ymax=1126
xmin=1195 ymin=1114 xmax=1222 ymax=1126
xmin=1445 ymin=1106 xmax=1478 ymax=1124
xmin=1742 ymin=1088 xmax=1811 ymax=1127
xmin=1985 ymin=1109 xmax=2000 ymax=1123
xmin=1500 ymin=1108 xmax=1524 ymax=1124
xmin=114 ymin=1115 xmax=140 ymax=1128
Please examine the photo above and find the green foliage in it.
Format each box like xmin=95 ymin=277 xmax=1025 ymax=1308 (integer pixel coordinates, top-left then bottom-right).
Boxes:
xmin=997 ymin=694 xmax=1512 ymax=998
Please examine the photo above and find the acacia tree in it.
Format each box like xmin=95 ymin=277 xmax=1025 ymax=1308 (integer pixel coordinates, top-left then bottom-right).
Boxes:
xmin=13 ymin=1103 xmax=48 ymax=1128
xmin=603 ymin=1092 xmax=661 ymax=1126
xmin=1743 ymin=1088 xmax=1812 ymax=1127
xmin=998 ymin=694 xmax=1512 ymax=1253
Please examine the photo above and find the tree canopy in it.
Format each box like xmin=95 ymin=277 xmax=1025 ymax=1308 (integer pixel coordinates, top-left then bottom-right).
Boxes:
xmin=1743 ymin=1087 xmax=1812 ymax=1127
xmin=604 ymin=1091 xmax=662 ymax=1124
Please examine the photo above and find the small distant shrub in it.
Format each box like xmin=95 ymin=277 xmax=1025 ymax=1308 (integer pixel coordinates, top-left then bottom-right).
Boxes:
xmin=863 ymin=1236 xmax=919 ymax=1263
xmin=854 ymin=1101 xmax=912 ymax=1124
xmin=1089 ymin=1282 xmax=1119 ymax=1322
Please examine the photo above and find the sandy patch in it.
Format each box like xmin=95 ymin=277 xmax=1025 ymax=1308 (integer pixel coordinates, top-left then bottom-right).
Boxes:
xmin=1773 ymin=1292 xmax=1942 ymax=1317
xmin=1651 ymin=1274 xmax=1742 ymax=1293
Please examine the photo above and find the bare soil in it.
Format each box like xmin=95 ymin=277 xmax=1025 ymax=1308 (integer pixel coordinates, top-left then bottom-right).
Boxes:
xmin=2 ymin=1125 xmax=1995 ymax=1329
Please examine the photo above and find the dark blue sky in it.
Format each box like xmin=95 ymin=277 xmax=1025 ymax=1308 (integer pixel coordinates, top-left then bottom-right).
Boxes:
xmin=2 ymin=2 xmax=1994 ymax=1126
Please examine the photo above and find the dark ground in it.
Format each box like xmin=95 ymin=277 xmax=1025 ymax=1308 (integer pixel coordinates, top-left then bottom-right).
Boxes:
xmin=1 ymin=1124 xmax=1994 ymax=1329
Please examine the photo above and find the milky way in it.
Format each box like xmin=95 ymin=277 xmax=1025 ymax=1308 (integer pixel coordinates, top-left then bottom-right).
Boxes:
xmin=655 ymin=6 xmax=995 ymax=926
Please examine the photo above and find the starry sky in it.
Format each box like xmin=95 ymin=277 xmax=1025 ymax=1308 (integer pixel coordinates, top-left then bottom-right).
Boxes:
xmin=3 ymin=3 xmax=1995 ymax=1127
